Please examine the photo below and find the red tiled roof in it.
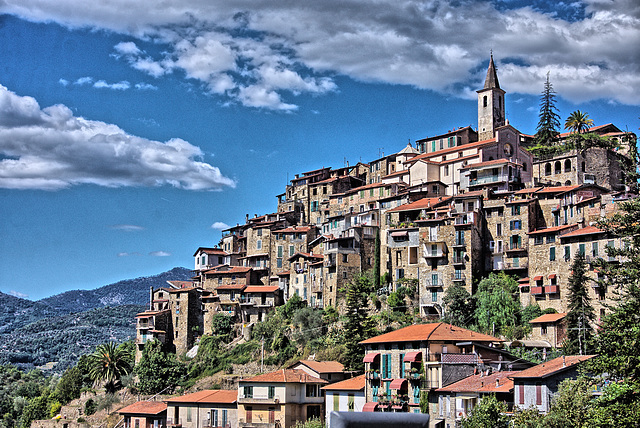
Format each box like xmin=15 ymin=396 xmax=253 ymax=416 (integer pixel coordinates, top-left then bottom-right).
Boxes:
xmin=558 ymin=123 xmax=616 ymax=138
xmin=241 ymin=369 xmax=328 ymax=384
xmin=510 ymin=355 xmax=594 ymax=379
xmin=244 ymin=285 xmax=280 ymax=293
xmin=455 ymin=190 xmax=484 ymax=198
xmin=560 ymin=225 xmax=604 ymax=238
xmin=437 ymin=371 xmax=517 ymax=393
xmin=514 ymin=187 xmax=543 ymax=194
xmin=167 ymin=280 xmax=194 ymax=289
xmin=407 ymin=137 xmax=496 ymax=163
xmin=193 ymin=247 xmax=227 ymax=257
xmin=118 ymin=401 xmax=167 ymax=415
xmin=529 ymin=313 xmax=566 ymax=324
xmin=321 ymin=374 xmax=365 ymax=391
xmin=460 ymin=158 xmax=515 ymax=170
xmin=216 ymin=284 xmax=247 ymax=291
xmin=165 ymin=390 xmax=237 ymax=404
xmin=288 ymin=360 xmax=344 ymax=374
xmin=136 ymin=310 xmax=170 ymax=318
xmin=527 ymin=224 xmax=577 ymax=236
xmin=288 ymin=252 xmax=324 ymax=261
xmin=167 ymin=286 xmax=198 ymax=293
xmin=382 ymin=169 xmax=409 ymax=178
xmin=360 ymin=322 xmax=501 ymax=344
xmin=386 ymin=197 xmax=452 ymax=213
xmin=204 ymin=266 xmax=252 ymax=274
xmin=274 ymin=226 xmax=314 ymax=233
xmin=536 ymin=185 xmax=580 ymax=194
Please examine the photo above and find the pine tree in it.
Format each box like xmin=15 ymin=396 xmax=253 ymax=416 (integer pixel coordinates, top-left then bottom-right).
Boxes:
xmin=342 ymin=273 xmax=377 ymax=371
xmin=534 ymin=72 xmax=561 ymax=148
xmin=563 ymin=252 xmax=595 ymax=355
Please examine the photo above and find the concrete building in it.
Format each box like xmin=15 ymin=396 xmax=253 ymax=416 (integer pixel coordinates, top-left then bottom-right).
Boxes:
xmin=237 ymin=369 xmax=327 ymax=428
xmin=321 ymin=375 xmax=366 ymax=424
xmin=118 ymin=401 xmax=167 ymax=428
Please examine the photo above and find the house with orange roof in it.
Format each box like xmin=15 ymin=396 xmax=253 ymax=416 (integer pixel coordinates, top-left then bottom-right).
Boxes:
xmin=434 ymin=370 xmax=517 ymax=426
xmin=321 ymin=374 xmax=366 ymax=420
xmin=165 ymin=389 xmax=237 ymax=428
xmin=359 ymin=323 xmax=530 ymax=419
xmin=511 ymin=355 xmax=594 ymax=413
xmin=237 ymin=369 xmax=328 ymax=428
xmin=528 ymin=313 xmax=567 ymax=347
xmin=194 ymin=247 xmax=228 ymax=272
xmin=118 ymin=401 xmax=167 ymax=428
xmin=287 ymin=360 xmax=346 ymax=383
xmin=240 ymin=285 xmax=283 ymax=323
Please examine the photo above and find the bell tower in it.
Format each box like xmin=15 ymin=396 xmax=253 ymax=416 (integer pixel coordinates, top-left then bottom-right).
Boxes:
xmin=477 ymin=54 xmax=505 ymax=141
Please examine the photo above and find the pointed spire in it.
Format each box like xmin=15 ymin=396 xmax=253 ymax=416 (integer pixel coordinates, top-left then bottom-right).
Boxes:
xmin=483 ymin=53 xmax=500 ymax=90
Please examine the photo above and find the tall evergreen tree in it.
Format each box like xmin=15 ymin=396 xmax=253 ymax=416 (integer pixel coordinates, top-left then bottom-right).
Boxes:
xmin=442 ymin=282 xmax=473 ymax=327
xmin=342 ymin=273 xmax=377 ymax=371
xmin=534 ymin=72 xmax=561 ymax=147
xmin=563 ymin=252 xmax=595 ymax=355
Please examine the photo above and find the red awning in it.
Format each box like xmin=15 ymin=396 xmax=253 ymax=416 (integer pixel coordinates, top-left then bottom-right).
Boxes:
xmin=403 ymin=351 xmax=422 ymax=362
xmin=533 ymin=275 xmax=543 ymax=281
xmin=548 ymin=274 xmax=557 ymax=279
xmin=363 ymin=402 xmax=379 ymax=412
xmin=390 ymin=231 xmax=408 ymax=237
xmin=363 ymin=352 xmax=380 ymax=363
xmin=390 ymin=378 xmax=408 ymax=390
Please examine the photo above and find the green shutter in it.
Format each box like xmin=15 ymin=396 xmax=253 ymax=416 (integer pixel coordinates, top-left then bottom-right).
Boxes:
xmin=334 ymin=393 xmax=340 ymax=411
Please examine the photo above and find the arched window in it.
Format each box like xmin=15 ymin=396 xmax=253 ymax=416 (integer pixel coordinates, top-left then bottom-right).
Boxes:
xmin=564 ymin=159 xmax=571 ymax=172
xmin=545 ymin=163 xmax=552 ymax=176
xmin=581 ymin=161 xmax=586 ymax=173
xmin=555 ymin=161 xmax=562 ymax=174
xmin=565 ymin=180 xmax=572 ymax=186
xmin=483 ymin=96 xmax=487 ymax=108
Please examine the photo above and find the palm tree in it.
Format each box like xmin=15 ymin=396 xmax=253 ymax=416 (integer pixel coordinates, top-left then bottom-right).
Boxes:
xmin=565 ymin=110 xmax=594 ymax=134
xmin=88 ymin=342 xmax=133 ymax=393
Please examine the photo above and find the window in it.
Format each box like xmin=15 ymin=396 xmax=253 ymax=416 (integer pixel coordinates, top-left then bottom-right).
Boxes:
xmin=546 ymin=235 xmax=556 ymax=244
xmin=496 ymin=223 xmax=502 ymax=236
xmin=444 ymin=165 xmax=449 ymax=176
xmin=565 ymin=159 xmax=572 ymax=172
xmin=257 ymin=229 xmax=262 ymax=237
xmin=519 ymin=384 xmax=525 ymax=405
xmin=510 ymin=220 xmax=522 ymax=230
xmin=535 ymin=383 xmax=542 ymax=405
xmin=565 ymin=246 xmax=571 ymax=261
xmin=187 ymin=407 xmax=192 ymax=422
xmin=545 ymin=163 xmax=552 ymax=176
xmin=268 ymin=386 xmax=276 ymax=399
xmin=540 ymin=324 xmax=547 ymax=335
xmin=592 ymin=242 xmax=599 ymax=257
xmin=334 ymin=394 xmax=340 ymax=411
xmin=555 ymin=161 xmax=561 ymax=174
xmin=511 ymin=205 xmax=521 ymax=215
xmin=222 ymin=410 xmax=228 ymax=427
xmin=579 ymin=243 xmax=586 ymax=256
xmin=483 ymin=95 xmax=487 ymax=107
xmin=212 ymin=410 xmax=218 ymax=427
xmin=244 ymin=386 xmax=253 ymax=399
xmin=342 ymin=254 xmax=348 ymax=263
xmin=534 ymin=236 xmax=544 ymax=245
xmin=256 ymin=240 xmax=262 ymax=250
xmin=277 ymin=246 xmax=283 ymax=257
xmin=290 ymin=246 xmax=295 ymax=256
xmin=550 ymin=247 xmax=556 ymax=261
xmin=348 ymin=394 xmax=355 ymax=411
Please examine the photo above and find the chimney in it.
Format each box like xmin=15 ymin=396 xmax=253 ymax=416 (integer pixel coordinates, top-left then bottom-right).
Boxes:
xmin=562 ymin=356 xmax=566 ymax=367
xmin=496 ymin=378 xmax=500 ymax=388
xmin=246 ymin=214 xmax=249 ymax=222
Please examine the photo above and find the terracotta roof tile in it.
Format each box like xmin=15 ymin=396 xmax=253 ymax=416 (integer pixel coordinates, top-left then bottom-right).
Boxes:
xmin=536 ymin=185 xmax=580 ymax=194
xmin=360 ymin=322 xmax=500 ymax=344
xmin=118 ymin=401 xmax=167 ymax=415
xmin=529 ymin=313 xmax=566 ymax=324
xmin=436 ymin=371 xmax=517 ymax=393
xmin=165 ymin=390 xmax=237 ymax=404
xmin=241 ymin=369 xmax=328 ymax=384
xmin=204 ymin=266 xmax=252 ymax=274
xmin=510 ymin=355 xmax=594 ymax=379
xmin=322 ymin=374 xmax=366 ymax=391
xmin=386 ymin=197 xmax=452 ymax=213
xmin=215 ymin=284 xmax=247 ymax=291
xmin=527 ymin=224 xmax=577 ymax=236
xmin=560 ymin=225 xmax=605 ymax=238
xmin=408 ymin=138 xmax=496 ymax=162
xmin=274 ymin=226 xmax=314 ymax=233
xmin=460 ymin=158 xmax=516 ymax=170
xmin=244 ymin=285 xmax=280 ymax=293
xmin=288 ymin=360 xmax=345 ymax=374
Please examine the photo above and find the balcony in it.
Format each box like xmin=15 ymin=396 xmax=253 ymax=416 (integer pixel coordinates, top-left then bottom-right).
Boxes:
xmin=451 ymin=255 xmax=465 ymax=264
xmin=420 ymin=296 xmax=442 ymax=307
xmin=451 ymin=273 xmax=467 ymax=281
xmin=426 ymin=353 xmax=478 ymax=364
xmin=238 ymin=395 xmax=281 ymax=405
xmin=424 ymin=279 xmax=444 ymax=288
xmin=531 ymin=286 xmax=544 ymax=295
xmin=452 ymin=238 xmax=466 ymax=247
xmin=502 ymin=260 xmax=528 ymax=270
xmin=545 ymin=285 xmax=559 ymax=294
xmin=366 ymin=370 xmax=381 ymax=380
xmin=506 ymin=242 xmax=528 ymax=252
xmin=454 ymin=212 xmax=477 ymax=226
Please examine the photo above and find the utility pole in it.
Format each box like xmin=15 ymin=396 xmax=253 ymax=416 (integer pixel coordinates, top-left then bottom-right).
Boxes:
xmin=261 ymin=336 xmax=264 ymax=372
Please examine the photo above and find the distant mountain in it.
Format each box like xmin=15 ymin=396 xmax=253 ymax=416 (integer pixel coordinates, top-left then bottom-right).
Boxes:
xmin=38 ymin=267 xmax=193 ymax=312
xmin=0 ymin=267 xmax=193 ymax=372
xmin=0 ymin=305 xmax=143 ymax=372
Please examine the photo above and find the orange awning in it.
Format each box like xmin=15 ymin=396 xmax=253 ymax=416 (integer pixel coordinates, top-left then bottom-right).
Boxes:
xmin=403 ymin=351 xmax=422 ymax=362
xmin=363 ymin=402 xmax=379 ymax=412
xmin=390 ymin=378 xmax=408 ymax=390
xmin=533 ymin=275 xmax=543 ymax=281
xmin=548 ymin=274 xmax=557 ymax=279
xmin=363 ymin=352 xmax=380 ymax=363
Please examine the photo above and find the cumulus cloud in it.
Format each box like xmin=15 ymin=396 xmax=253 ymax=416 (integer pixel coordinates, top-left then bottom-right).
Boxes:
xmin=0 ymin=85 xmax=236 ymax=190
xmin=118 ymin=252 xmax=142 ymax=257
xmin=149 ymin=251 xmax=171 ymax=257
xmin=2 ymin=0 xmax=639 ymax=106
xmin=210 ymin=221 xmax=230 ymax=230
xmin=110 ymin=224 xmax=145 ymax=232
xmin=9 ymin=290 xmax=29 ymax=298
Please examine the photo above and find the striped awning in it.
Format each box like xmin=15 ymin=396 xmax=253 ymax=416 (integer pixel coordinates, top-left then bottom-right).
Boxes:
xmin=363 ymin=402 xmax=379 ymax=412
xmin=403 ymin=351 xmax=422 ymax=362
xmin=363 ymin=352 xmax=380 ymax=363
xmin=390 ymin=378 xmax=408 ymax=390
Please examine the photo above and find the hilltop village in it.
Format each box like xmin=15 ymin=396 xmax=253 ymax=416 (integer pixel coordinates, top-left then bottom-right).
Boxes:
xmin=118 ymin=57 xmax=637 ymax=428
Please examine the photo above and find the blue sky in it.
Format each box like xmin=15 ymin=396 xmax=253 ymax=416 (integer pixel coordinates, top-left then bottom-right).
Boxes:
xmin=0 ymin=1 xmax=638 ymax=300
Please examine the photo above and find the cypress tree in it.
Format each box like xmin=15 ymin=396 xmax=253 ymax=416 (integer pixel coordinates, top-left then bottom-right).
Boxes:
xmin=534 ymin=72 xmax=561 ymax=148
xmin=564 ymin=253 xmax=595 ymax=355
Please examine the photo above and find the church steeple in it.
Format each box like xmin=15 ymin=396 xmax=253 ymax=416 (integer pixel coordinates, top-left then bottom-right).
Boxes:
xmin=477 ymin=53 xmax=506 ymax=141
xmin=483 ymin=53 xmax=500 ymax=90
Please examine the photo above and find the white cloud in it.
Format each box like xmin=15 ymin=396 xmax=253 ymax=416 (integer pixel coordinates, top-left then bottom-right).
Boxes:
xmin=9 ymin=290 xmax=29 ymax=299
xmin=75 ymin=76 xmax=93 ymax=86
xmin=110 ymin=224 xmax=145 ymax=232
xmin=3 ymin=0 xmax=639 ymax=106
xmin=149 ymin=251 xmax=171 ymax=257
xmin=58 ymin=79 xmax=69 ymax=86
xmin=93 ymin=80 xmax=131 ymax=90
xmin=135 ymin=82 xmax=158 ymax=90
xmin=210 ymin=221 xmax=230 ymax=230
xmin=0 ymin=85 xmax=236 ymax=190
xmin=118 ymin=251 xmax=141 ymax=257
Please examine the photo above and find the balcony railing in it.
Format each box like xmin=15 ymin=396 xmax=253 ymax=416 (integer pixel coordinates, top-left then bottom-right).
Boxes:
xmin=507 ymin=242 xmax=528 ymax=252
xmin=503 ymin=260 xmax=528 ymax=269
xmin=545 ymin=285 xmax=559 ymax=294
xmin=426 ymin=353 xmax=478 ymax=364
xmin=451 ymin=273 xmax=467 ymax=281
xmin=238 ymin=395 xmax=281 ymax=404
xmin=424 ymin=279 xmax=444 ymax=288
xmin=451 ymin=255 xmax=465 ymax=264
xmin=453 ymin=239 xmax=466 ymax=247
